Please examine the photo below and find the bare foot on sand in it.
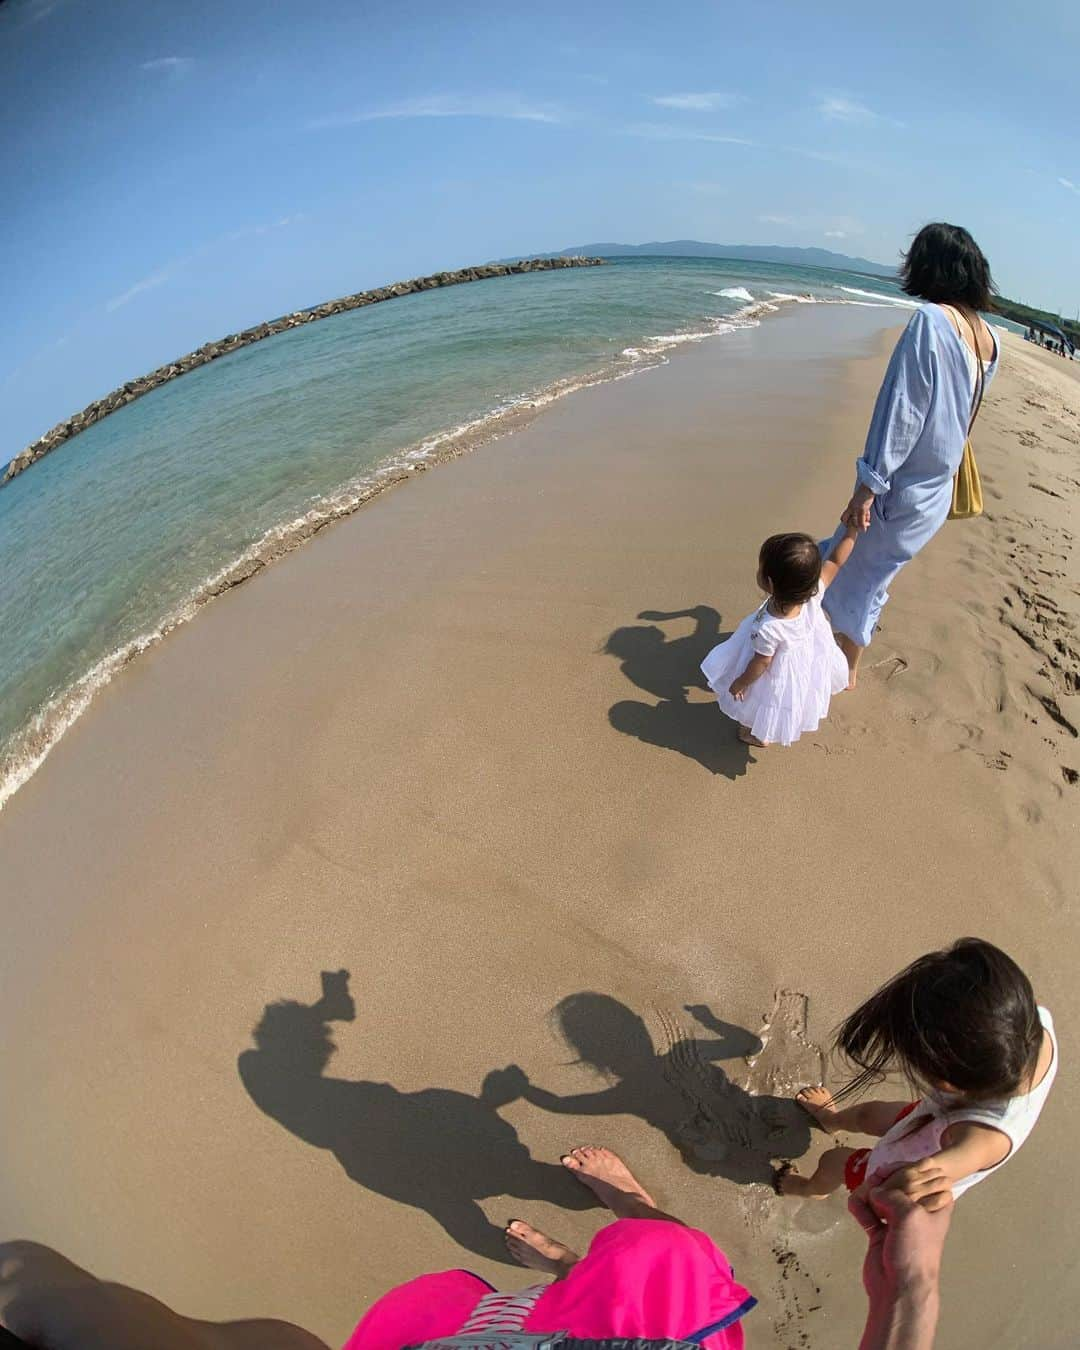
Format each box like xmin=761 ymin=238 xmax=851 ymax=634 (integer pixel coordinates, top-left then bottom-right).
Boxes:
xmin=561 ymin=1146 xmax=656 ymax=1214
xmin=773 ymin=1160 xmax=798 ymax=1195
xmin=835 ymin=633 xmax=861 ymax=690
xmin=738 ymin=725 xmax=769 ymax=748
xmin=796 ymin=1086 xmax=840 ymax=1133
xmin=504 ymin=1220 xmax=579 ymax=1277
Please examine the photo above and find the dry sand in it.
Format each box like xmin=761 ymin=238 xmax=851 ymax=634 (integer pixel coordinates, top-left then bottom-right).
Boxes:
xmin=0 ymin=305 xmax=1076 ymax=1349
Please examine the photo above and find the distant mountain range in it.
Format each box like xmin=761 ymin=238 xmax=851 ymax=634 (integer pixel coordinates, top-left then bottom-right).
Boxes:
xmin=551 ymin=240 xmax=895 ymax=277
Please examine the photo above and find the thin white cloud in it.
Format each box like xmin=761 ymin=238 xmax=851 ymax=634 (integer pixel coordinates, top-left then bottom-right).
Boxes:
xmin=759 ymin=213 xmax=865 ymax=239
xmin=9 ymin=0 xmax=64 ymax=28
xmin=310 ymin=95 xmax=563 ymax=128
xmin=141 ymin=56 xmax=195 ymax=74
xmin=651 ymin=91 xmax=739 ymax=111
xmin=106 ymin=270 xmax=173 ymax=313
xmin=626 ymin=122 xmax=752 ymax=146
xmin=105 ymin=216 xmax=304 ymax=314
xmin=1058 ymin=176 xmax=1079 ymax=194
xmin=816 ymin=93 xmax=903 ymax=128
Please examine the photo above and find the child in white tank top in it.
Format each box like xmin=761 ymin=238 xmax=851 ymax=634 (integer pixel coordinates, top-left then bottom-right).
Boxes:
xmin=777 ymin=938 xmax=1056 ymax=1208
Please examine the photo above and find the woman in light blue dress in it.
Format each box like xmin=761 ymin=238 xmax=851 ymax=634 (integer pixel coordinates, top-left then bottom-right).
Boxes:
xmin=821 ymin=223 xmax=1000 ymax=686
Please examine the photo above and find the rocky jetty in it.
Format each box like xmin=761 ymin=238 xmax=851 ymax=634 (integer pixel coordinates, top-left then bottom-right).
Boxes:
xmin=2 ymin=256 xmax=605 ymax=487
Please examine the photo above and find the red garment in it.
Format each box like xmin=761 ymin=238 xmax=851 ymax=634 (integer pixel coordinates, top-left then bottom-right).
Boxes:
xmin=844 ymin=1102 xmax=919 ymax=1192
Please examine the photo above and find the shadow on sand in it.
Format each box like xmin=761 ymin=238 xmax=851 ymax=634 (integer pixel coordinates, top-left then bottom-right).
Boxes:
xmin=238 ymin=971 xmax=592 ymax=1265
xmin=506 ymin=992 xmax=816 ymax=1186
xmin=604 ymin=606 xmax=749 ymax=778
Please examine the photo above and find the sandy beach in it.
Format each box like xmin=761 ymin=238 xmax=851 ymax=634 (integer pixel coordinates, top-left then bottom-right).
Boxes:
xmin=1 ymin=304 xmax=1077 ymax=1348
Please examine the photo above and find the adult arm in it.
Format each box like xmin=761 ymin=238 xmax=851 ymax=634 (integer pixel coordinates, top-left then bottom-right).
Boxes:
xmin=0 ymin=1241 xmax=328 ymax=1350
xmin=852 ymin=1186 xmax=952 ymax=1350
xmin=843 ymin=310 xmax=935 ymax=530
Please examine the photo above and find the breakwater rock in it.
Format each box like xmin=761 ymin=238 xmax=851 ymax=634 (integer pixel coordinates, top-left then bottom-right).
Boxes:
xmin=3 ymin=256 xmax=606 ymax=487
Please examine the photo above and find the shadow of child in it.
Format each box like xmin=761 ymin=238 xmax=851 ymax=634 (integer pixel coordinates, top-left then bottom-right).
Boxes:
xmin=604 ymin=607 xmax=749 ymax=778
xmin=506 ymin=994 xmax=813 ymax=1187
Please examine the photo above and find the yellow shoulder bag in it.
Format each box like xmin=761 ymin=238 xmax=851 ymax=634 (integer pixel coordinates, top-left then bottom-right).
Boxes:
xmin=948 ymin=310 xmax=986 ymax=521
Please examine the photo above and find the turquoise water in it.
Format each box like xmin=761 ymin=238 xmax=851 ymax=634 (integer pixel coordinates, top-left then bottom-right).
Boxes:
xmin=0 ymin=256 xmax=952 ymax=806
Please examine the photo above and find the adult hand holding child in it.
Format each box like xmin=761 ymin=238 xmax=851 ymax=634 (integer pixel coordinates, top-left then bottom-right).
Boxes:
xmin=841 ymin=483 xmax=875 ymax=532
xmin=851 ymin=1184 xmax=953 ymax=1350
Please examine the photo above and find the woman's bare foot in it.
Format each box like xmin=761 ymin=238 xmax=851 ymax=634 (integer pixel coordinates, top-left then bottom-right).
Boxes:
xmin=796 ymin=1086 xmax=840 ymax=1133
xmin=561 ymin=1146 xmax=656 ymax=1215
xmin=738 ymin=725 xmax=768 ymax=748
xmin=504 ymin=1220 xmax=579 ymax=1277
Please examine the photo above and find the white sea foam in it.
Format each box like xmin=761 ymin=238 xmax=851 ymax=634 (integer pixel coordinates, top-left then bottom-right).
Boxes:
xmin=839 ymin=286 xmax=918 ymax=308
xmin=767 ymin=291 xmax=816 ymax=303
xmin=712 ymin=286 xmax=755 ymax=301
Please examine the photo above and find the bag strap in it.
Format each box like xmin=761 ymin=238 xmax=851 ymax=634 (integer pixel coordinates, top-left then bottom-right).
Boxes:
xmin=943 ymin=305 xmax=986 ymax=435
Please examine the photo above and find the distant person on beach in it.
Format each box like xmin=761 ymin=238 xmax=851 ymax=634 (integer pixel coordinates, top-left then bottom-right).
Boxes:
xmin=699 ymin=525 xmax=858 ymax=747
xmin=778 ymin=938 xmax=1056 ymax=1209
xmin=0 ymin=1147 xmax=952 ymax=1350
xmin=821 ymin=223 xmax=1001 ymax=687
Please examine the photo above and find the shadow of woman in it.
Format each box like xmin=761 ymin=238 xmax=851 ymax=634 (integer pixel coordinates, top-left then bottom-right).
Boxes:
xmin=604 ymin=606 xmax=749 ymax=778
xmin=505 ymin=993 xmax=815 ymax=1187
xmin=237 ymin=971 xmax=591 ymax=1265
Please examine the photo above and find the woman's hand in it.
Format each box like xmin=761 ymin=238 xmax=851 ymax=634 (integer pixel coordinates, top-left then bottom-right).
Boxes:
xmin=728 ymin=676 xmax=750 ymax=702
xmin=841 ymin=484 xmax=876 ymax=532
xmin=851 ymin=1185 xmax=952 ymax=1350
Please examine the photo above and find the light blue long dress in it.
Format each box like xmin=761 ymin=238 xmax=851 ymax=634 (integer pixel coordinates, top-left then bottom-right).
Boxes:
xmin=821 ymin=303 xmax=1000 ymax=647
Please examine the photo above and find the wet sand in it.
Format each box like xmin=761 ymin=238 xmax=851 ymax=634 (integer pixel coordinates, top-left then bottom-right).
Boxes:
xmin=0 ymin=305 xmax=1076 ymax=1348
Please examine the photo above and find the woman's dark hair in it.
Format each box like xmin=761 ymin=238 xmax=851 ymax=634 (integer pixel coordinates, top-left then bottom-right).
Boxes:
xmin=900 ymin=223 xmax=995 ymax=311
xmin=835 ymin=938 xmax=1041 ymax=1103
xmin=759 ymin=532 xmax=822 ymax=610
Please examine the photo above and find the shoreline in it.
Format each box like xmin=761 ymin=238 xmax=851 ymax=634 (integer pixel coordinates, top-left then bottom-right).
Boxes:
xmin=0 ymin=289 xmax=903 ymax=814
xmin=2 ymin=306 xmax=1074 ymax=1347
xmin=2 ymin=256 xmax=604 ymax=485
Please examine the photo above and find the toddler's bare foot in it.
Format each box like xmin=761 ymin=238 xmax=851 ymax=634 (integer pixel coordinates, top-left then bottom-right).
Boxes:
xmin=504 ymin=1220 xmax=579 ymax=1277
xmin=738 ymin=725 xmax=769 ymax=747
xmin=796 ymin=1086 xmax=840 ymax=1133
xmin=773 ymin=1160 xmax=797 ymax=1195
xmin=561 ymin=1146 xmax=655 ymax=1215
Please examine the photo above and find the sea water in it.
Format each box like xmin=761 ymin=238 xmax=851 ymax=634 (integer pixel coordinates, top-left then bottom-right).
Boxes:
xmin=0 ymin=255 xmax=978 ymax=807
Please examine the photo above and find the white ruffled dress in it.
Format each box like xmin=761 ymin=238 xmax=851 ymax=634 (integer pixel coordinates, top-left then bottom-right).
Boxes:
xmin=700 ymin=583 xmax=848 ymax=746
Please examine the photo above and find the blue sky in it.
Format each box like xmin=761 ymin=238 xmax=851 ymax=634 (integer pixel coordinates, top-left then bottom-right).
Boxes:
xmin=2 ymin=0 xmax=1077 ymax=461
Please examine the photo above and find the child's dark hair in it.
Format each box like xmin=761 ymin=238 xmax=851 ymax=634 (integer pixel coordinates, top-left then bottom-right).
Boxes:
xmin=759 ymin=533 xmax=822 ymax=610
xmin=835 ymin=938 xmax=1041 ymax=1103
xmin=900 ymin=223 xmax=995 ymax=312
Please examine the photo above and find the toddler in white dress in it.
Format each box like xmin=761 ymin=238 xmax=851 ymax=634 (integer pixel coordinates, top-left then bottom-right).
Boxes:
xmin=700 ymin=526 xmax=857 ymax=747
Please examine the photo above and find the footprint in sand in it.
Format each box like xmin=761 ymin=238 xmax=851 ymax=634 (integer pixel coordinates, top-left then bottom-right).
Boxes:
xmin=770 ymin=1240 xmax=824 ymax=1350
xmin=867 ymin=653 xmax=909 ymax=682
